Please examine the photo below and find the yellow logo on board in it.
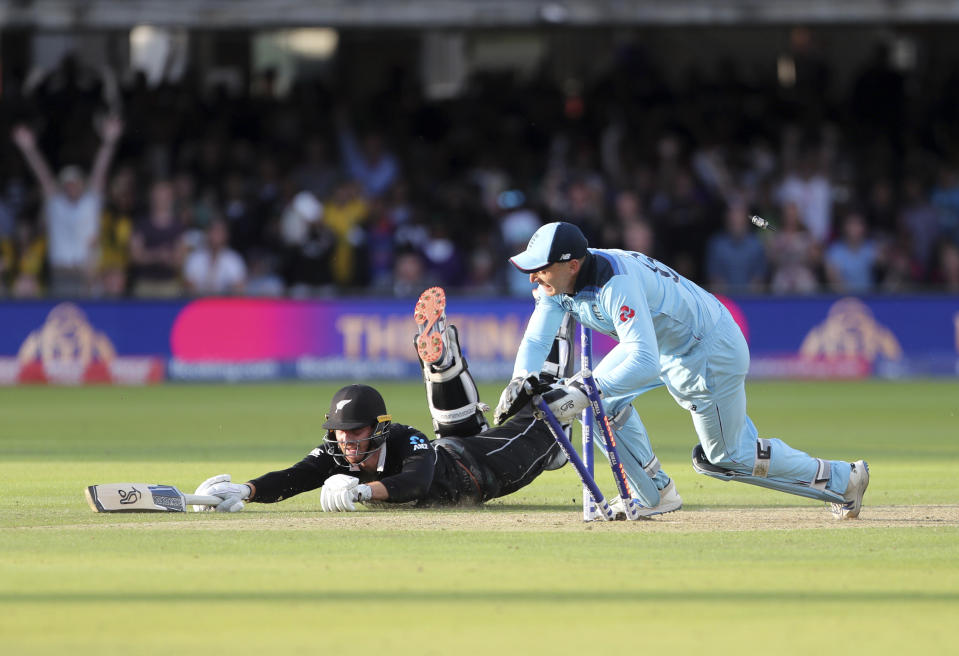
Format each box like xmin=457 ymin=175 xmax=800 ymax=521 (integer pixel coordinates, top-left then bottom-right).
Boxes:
xmin=17 ymin=303 xmax=116 ymax=376
xmin=799 ymin=298 xmax=902 ymax=362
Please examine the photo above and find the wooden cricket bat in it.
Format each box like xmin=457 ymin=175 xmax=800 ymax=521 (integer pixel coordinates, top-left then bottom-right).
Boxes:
xmin=85 ymin=483 xmax=222 ymax=512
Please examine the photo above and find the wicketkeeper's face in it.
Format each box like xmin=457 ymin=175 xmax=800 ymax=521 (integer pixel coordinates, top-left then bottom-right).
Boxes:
xmin=335 ymin=426 xmax=375 ymax=464
xmin=530 ymin=261 xmax=578 ymax=296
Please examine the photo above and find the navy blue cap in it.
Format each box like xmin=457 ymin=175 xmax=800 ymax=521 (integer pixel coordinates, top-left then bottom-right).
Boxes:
xmin=509 ymin=221 xmax=589 ymax=273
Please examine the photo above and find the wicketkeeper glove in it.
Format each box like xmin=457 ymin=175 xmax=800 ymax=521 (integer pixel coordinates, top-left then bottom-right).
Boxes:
xmin=193 ymin=474 xmax=251 ymax=513
xmin=320 ymin=474 xmax=373 ymax=512
xmin=494 ymin=372 xmax=539 ymax=425
xmin=541 ymin=377 xmax=594 ymax=424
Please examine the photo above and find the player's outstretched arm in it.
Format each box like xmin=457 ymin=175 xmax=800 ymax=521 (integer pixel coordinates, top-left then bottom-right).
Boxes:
xmin=193 ymin=461 xmax=326 ymax=511
xmin=512 ymin=289 xmax=566 ymax=379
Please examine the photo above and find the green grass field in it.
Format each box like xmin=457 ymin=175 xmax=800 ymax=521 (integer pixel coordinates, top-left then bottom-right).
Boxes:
xmin=1 ymin=380 xmax=957 ymax=655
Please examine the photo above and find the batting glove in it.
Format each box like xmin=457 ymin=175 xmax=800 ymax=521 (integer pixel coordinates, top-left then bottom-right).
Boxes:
xmin=320 ymin=475 xmax=372 ymax=512
xmin=193 ymin=474 xmax=251 ymax=513
xmin=323 ymin=474 xmax=360 ymax=491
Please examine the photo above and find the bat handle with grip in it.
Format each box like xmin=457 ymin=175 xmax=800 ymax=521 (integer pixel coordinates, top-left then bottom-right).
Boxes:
xmin=184 ymin=494 xmax=224 ymax=507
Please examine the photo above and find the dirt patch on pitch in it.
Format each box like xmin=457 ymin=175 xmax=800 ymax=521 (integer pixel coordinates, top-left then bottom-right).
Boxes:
xmin=48 ymin=504 xmax=959 ymax=533
xmin=641 ymin=504 xmax=959 ymax=532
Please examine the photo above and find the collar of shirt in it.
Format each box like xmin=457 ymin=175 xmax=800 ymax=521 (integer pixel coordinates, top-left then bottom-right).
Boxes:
xmin=571 ymin=251 xmax=597 ymax=296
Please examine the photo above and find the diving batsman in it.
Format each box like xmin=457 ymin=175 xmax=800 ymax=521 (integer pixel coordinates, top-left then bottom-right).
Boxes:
xmin=193 ymin=287 xmax=571 ymax=512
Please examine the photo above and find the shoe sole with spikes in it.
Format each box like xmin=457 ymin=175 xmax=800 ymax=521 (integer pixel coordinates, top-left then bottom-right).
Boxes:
xmin=414 ymin=287 xmax=447 ymax=364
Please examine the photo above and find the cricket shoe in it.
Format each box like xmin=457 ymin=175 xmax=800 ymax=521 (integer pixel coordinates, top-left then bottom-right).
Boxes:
xmin=609 ymin=479 xmax=683 ymax=519
xmin=414 ymin=286 xmax=450 ymax=368
xmin=831 ymin=460 xmax=869 ymax=520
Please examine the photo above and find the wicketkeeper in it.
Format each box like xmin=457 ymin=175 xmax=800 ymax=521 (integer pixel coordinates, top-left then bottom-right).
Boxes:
xmin=195 ymin=287 xmax=569 ymax=513
xmin=497 ymin=221 xmax=869 ymax=519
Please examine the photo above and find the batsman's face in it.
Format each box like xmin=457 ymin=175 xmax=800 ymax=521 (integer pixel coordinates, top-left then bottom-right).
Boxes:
xmin=335 ymin=426 xmax=374 ymax=464
xmin=529 ymin=261 xmax=578 ymax=296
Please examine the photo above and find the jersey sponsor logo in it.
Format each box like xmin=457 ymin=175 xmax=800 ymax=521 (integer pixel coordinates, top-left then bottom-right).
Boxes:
xmin=591 ymin=304 xmax=604 ymax=321
xmin=409 ymin=435 xmax=430 ymax=451
xmin=619 ymin=305 xmax=635 ymax=322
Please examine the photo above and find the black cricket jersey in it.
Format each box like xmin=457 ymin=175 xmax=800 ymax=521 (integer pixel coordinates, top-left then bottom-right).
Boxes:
xmin=247 ymin=423 xmax=477 ymax=506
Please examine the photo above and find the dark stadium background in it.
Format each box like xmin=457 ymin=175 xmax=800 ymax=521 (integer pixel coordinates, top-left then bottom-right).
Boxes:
xmin=0 ymin=1 xmax=956 ymax=382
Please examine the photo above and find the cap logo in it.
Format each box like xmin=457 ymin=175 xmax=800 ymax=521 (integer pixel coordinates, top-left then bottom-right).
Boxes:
xmin=559 ymin=253 xmax=571 ymax=260
xmin=336 ymin=399 xmax=353 ymax=411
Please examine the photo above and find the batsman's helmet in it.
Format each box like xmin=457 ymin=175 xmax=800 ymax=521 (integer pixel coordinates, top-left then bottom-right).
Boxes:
xmin=321 ymin=384 xmax=392 ymax=465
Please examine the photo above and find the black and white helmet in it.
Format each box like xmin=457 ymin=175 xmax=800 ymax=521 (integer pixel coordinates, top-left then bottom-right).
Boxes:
xmin=321 ymin=384 xmax=392 ymax=465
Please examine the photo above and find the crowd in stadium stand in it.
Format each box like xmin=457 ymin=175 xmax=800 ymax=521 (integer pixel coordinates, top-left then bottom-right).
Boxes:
xmin=2 ymin=41 xmax=959 ymax=299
